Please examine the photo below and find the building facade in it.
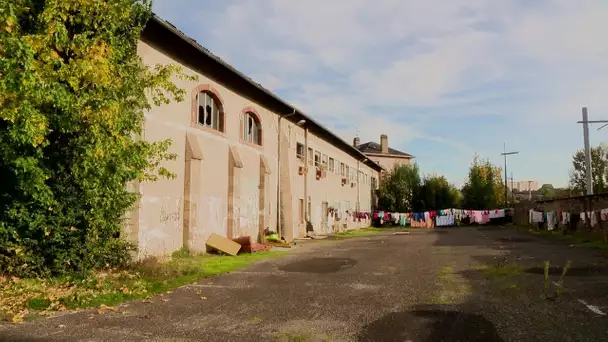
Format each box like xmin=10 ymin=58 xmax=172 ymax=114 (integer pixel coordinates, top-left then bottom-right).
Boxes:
xmin=507 ymin=181 xmax=540 ymax=192
xmin=124 ymin=16 xmax=382 ymax=258
xmin=354 ymin=134 xmax=414 ymax=172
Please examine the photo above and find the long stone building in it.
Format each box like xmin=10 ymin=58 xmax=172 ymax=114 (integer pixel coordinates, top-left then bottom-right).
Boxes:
xmin=124 ymin=16 xmax=383 ymax=258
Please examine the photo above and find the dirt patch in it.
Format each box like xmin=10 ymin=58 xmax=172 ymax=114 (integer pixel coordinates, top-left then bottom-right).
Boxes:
xmin=279 ymin=257 xmax=357 ymax=274
xmin=524 ymin=265 xmax=608 ymax=277
xmin=497 ymin=237 xmax=534 ymax=243
xmin=358 ymin=309 xmax=503 ymax=342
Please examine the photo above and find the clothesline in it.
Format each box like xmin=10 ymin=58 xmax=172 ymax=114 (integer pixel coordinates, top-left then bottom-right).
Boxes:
xmin=373 ymin=208 xmax=511 ymax=228
xmin=529 ymin=208 xmax=608 ymax=231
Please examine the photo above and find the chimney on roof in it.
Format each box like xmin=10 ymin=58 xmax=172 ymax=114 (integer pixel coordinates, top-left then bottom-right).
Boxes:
xmin=380 ymin=134 xmax=388 ymax=154
xmin=353 ymin=137 xmax=360 ymax=148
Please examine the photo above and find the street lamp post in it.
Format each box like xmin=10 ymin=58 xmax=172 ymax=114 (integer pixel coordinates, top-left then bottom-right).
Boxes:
xmin=501 ymin=143 xmax=519 ymax=207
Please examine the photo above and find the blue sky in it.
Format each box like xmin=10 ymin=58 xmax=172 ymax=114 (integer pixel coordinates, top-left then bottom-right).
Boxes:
xmin=153 ymin=0 xmax=608 ymax=188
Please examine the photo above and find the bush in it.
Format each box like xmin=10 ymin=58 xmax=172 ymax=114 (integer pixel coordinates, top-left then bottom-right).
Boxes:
xmin=0 ymin=0 xmax=194 ymax=277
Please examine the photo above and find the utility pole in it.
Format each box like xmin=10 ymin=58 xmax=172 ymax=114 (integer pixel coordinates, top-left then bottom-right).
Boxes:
xmin=576 ymin=107 xmax=608 ymax=195
xmin=509 ymin=172 xmax=514 ymax=203
xmin=582 ymin=107 xmax=593 ymax=195
xmin=528 ymin=180 xmax=532 ymax=201
xmin=501 ymin=143 xmax=519 ymax=207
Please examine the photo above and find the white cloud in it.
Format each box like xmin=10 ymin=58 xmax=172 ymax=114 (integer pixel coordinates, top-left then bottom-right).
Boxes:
xmin=153 ymin=0 xmax=608 ymax=185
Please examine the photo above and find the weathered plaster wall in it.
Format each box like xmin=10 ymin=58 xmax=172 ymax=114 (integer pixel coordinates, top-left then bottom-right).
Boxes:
xmin=132 ymin=39 xmax=379 ymax=258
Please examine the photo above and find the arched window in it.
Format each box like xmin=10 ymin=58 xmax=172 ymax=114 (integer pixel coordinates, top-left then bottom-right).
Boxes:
xmin=243 ymin=111 xmax=262 ymax=145
xmin=197 ymin=91 xmax=224 ymax=132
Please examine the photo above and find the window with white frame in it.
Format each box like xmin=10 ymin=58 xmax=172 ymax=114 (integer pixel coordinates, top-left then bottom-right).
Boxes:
xmin=341 ymin=163 xmax=345 ymax=177
xmin=296 ymin=143 xmax=304 ymax=160
xmin=243 ymin=112 xmax=261 ymax=145
xmin=197 ymin=92 xmax=223 ymax=132
xmin=308 ymin=148 xmax=313 ymax=165
xmin=345 ymin=165 xmax=349 ymax=179
xmin=329 ymin=158 xmax=335 ymax=172
xmin=314 ymin=151 xmax=321 ymax=167
xmin=322 ymin=154 xmax=328 ymax=168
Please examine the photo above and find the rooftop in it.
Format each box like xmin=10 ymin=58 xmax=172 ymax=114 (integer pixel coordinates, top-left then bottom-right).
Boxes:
xmin=357 ymin=141 xmax=414 ymax=158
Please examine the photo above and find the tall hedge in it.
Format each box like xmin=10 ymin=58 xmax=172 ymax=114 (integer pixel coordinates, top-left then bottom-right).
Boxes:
xmin=0 ymin=0 xmax=192 ymax=277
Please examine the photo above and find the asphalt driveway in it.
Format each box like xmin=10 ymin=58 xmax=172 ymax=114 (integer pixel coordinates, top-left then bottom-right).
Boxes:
xmin=2 ymin=227 xmax=608 ymax=341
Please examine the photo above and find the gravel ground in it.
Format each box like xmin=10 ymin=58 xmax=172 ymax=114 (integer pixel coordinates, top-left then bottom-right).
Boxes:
xmin=1 ymin=226 xmax=608 ymax=341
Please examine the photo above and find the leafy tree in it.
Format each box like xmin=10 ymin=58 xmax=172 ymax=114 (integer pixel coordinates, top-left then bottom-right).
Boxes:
xmin=418 ymin=175 xmax=461 ymax=211
xmin=569 ymin=143 xmax=608 ymax=194
xmin=538 ymin=184 xmax=555 ymax=199
xmin=461 ymin=155 xmax=503 ymax=209
xmin=377 ymin=164 xmax=421 ymax=212
xmin=0 ymin=0 xmax=194 ymax=276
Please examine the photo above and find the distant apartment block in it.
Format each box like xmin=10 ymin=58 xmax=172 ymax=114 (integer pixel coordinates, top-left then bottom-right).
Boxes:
xmin=508 ymin=181 xmax=540 ymax=192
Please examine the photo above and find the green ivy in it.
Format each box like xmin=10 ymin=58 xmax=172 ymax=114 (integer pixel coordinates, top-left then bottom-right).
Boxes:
xmin=0 ymin=0 xmax=196 ymax=277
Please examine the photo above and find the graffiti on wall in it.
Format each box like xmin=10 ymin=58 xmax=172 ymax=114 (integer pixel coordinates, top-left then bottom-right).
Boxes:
xmin=160 ymin=201 xmax=181 ymax=223
xmin=237 ymin=179 xmax=261 ymax=237
xmin=138 ymin=196 xmax=182 ymax=258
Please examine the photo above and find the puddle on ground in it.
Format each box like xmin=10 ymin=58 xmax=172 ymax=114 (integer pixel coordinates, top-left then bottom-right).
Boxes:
xmin=358 ymin=309 xmax=503 ymax=342
xmin=279 ymin=257 xmax=357 ymax=274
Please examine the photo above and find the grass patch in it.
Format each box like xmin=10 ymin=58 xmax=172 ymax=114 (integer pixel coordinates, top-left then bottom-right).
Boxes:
xmin=480 ymin=263 xmax=524 ymax=278
xmin=0 ymin=251 xmax=286 ymax=323
xmin=335 ymin=228 xmax=383 ymax=237
xmin=477 ymin=260 xmax=524 ymax=294
xmin=431 ymin=265 xmax=471 ymax=305
xmin=334 ymin=227 xmax=405 ymax=237
xmin=523 ymin=228 xmax=608 ymax=250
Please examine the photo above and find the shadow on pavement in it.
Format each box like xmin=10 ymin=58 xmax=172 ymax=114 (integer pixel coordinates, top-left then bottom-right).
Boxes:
xmin=358 ymin=305 xmax=503 ymax=342
xmin=523 ymin=265 xmax=608 ymax=276
xmin=278 ymin=257 xmax=357 ymax=274
xmin=425 ymin=225 xmax=608 ymax=341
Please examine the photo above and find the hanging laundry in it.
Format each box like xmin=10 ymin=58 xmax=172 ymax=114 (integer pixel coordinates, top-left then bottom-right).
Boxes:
xmin=488 ymin=209 xmax=505 ymax=219
xmin=601 ymin=209 xmax=608 ymax=221
xmin=481 ymin=212 xmax=490 ymax=224
xmin=580 ymin=212 xmax=586 ymax=223
xmin=547 ymin=212 xmax=556 ymax=231
xmin=561 ymin=212 xmax=570 ymax=225
xmin=472 ymin=211 xmax=483 ymax=223
xmin=436 ymin=215 xmax=455 ymax=227
xmin=589 ymin=211 xmax=597 ymax=227
xmin=400 ymin=214 xmax=408 ymax=226
xmin=529 ymin=210 xmax=544 ymax=223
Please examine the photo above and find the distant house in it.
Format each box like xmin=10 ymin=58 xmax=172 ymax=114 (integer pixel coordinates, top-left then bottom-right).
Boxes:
xmin=353 ymin=134 xmax=414 ymax=173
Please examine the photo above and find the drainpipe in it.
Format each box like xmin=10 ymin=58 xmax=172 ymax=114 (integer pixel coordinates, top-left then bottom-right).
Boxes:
xmin=277 ymin=109 xmax=296 ymax=239
xmin=304 ymin=127 xmax=309 ymax=226
xmin=357 ymin=160 xmax=361 ymax=213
